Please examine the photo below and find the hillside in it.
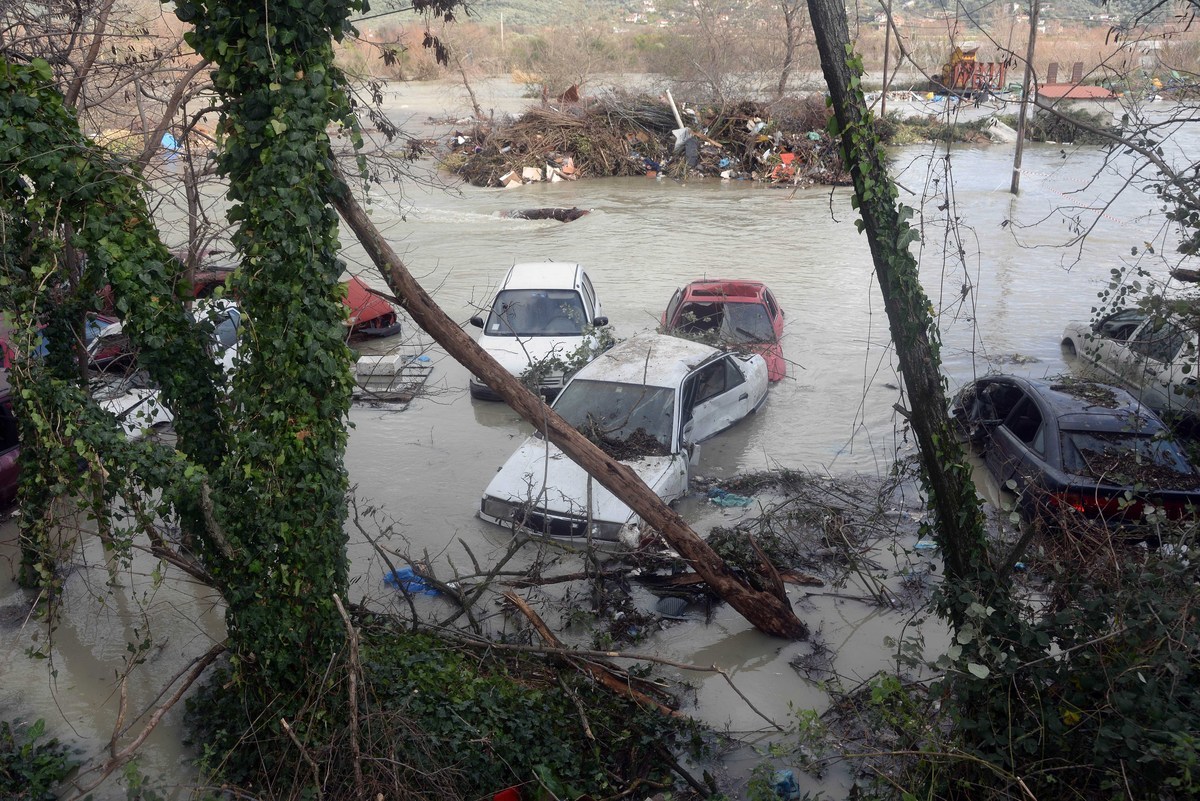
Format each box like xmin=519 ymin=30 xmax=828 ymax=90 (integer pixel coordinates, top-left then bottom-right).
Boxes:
xmin=464 ymin=0 xmax=1172 ymax=29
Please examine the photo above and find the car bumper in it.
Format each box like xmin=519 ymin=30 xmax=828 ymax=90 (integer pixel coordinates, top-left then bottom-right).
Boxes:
xmin=479 ymin=495 xmax=637 ymax=544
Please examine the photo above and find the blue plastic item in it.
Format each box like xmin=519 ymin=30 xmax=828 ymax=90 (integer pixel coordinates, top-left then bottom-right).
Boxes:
xmin=707 ymin=487 xmax=752 ymax=507
xmin=772 ymin=769 xmax=800 ymax=799
xmin=384 ymin=566 xmax=439 ymax=595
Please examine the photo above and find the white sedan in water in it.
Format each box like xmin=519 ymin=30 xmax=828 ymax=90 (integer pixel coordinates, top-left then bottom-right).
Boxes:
xmin=1062 ymin=307 xmax=1199 ymax=420
xmin=479 ymin=333 xmax=768 ymax=546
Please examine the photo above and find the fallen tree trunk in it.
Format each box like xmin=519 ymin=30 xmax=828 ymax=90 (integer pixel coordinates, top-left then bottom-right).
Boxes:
xmin=327 ymin=164 xmax=808 ymax=640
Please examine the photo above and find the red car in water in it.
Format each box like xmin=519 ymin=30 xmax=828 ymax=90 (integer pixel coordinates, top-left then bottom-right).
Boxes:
xmin=661 ymin=279 xmax=787 ymax=381
xmin=189 ymin=268 xmax=402 ymax=339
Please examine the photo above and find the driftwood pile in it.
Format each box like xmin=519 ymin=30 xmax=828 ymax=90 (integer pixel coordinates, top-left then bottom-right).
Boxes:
xmin=446 ymin=92 xmax=854 ymax=188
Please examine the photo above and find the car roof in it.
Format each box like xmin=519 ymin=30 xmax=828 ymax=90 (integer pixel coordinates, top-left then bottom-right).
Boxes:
xmin=502 ymin=261 xmax=583 ymax=291
xmin=680 ymin=279 xmax=768 ymax=302
xmin=988 ymin=375 xmax=1165 ymax=435
xmin=571 ymin=333 xmax=722 ymax=389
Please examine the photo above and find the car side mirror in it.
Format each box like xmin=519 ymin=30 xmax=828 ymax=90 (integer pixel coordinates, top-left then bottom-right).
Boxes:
xmin=470 ymin=315 xmax=484 ymax=328
xmin=592 ymin=316 xmax=608 ymax=327
xmin=686 ymin=441 xmax=701 ymax=466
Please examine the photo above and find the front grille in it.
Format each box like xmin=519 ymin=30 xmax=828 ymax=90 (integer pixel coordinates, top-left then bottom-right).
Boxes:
xmin=519 ymin=509 xmax=589 ymax=538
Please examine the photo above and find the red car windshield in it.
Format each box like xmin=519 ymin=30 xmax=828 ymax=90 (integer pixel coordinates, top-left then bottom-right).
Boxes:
xmin=677 ymin=301 xmax=775 ymax=343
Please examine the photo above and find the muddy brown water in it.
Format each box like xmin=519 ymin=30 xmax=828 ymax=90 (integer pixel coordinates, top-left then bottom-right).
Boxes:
xmin=1 ymin=81 xmax=1192 ymax=798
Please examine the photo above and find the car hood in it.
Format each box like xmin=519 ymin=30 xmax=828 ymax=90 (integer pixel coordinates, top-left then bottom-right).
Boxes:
xmin=485 ymin=437 xmax=679 ymax=524
xmin=479 ymin=335 xmax=587 ymax=377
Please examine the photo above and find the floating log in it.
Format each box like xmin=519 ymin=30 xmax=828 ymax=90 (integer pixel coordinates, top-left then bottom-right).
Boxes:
xmin=501 ymin=207 xmax=590 ymax=223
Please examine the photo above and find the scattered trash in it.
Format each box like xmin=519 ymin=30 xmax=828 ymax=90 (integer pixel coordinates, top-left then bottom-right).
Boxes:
xmin=707 ymin=487 xmax=753 ymax=507
xmin=446 ymin=92 xmax=850 ymax=188
xmin=383 ymin=566 xmax=439 ymax=595
xmin=914 ymin=538 xmax=939 ymax=551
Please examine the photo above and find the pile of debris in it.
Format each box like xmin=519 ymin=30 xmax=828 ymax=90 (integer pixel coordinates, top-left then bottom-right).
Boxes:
xmin=443 ymin=92 xmax=854 ymax=188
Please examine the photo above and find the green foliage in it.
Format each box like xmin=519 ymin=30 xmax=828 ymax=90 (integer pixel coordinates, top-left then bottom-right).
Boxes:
xmin=0 ymin=719 xmax=77 ymax=801
xmin=0 ymin=58 xmax=226 ymax=594
xmin=935 ymin=550 xmax=1200 ymax=799
xmin=518 ymin=321 xmax=616 ymax=392
xmin=172 ymin=0 xmax=363 ymax=696
xmin=189 ymin=626 xmax=695 ymax=798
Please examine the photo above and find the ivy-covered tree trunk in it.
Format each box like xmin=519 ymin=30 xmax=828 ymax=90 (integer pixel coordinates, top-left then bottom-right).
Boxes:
xmin=171 ymin=0 xmax=359 ymax=698
xmin=804 ymin=0 xmax=992 ymax=609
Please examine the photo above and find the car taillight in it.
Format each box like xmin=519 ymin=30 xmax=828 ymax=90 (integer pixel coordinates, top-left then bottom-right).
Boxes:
xmin=1046 ymin=490 xmax=1125 ymax=518
xmin=1047 ymin=490 xmax=1198 ymax=521
xmin=1160 ymin=498 xmax=1199 ymax=520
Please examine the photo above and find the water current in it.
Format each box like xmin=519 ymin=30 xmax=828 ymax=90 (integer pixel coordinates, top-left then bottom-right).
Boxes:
xmin=1 ymin=85 xmax=1193 ymax=798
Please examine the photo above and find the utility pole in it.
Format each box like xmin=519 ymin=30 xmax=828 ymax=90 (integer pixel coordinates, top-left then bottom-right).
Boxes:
xmin=881 ymin=0 xmax=893 ymax=117
xmin=1011 ymin=0 xmax=1041 ymax=195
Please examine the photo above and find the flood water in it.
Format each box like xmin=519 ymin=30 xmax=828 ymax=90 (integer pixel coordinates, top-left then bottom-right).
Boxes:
xmin=1 ymin=85 xmax=1192 ymax=798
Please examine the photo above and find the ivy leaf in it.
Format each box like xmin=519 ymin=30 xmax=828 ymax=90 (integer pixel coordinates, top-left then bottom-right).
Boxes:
xmin=967 ymin=662 xmax=990 ymax=679
xmin=270 ymin=119 xmax=288 ymax=136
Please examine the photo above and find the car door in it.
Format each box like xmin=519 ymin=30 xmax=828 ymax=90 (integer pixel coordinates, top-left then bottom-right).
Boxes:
xmin=1122 ymin=316 xmax=1190 ymax=412
xmin=680 ymin=356 xmax=752 ymax=444
xmin=988 ymin=393 xmax=1050 ymax=493
xmin=1085 ymin=309 xmax=1145 ymax=382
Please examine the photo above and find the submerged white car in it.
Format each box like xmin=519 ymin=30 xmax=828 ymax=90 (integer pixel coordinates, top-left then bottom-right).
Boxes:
xmin=479 ymin=333 xmax=769 ymax=546
xmin=468 ymin=261 xmax=607 ymax=400
xmin=1062 ymin=307 xmax=1199 ymax=419
xmin=88 ymin=300 xmax=245 ymax=437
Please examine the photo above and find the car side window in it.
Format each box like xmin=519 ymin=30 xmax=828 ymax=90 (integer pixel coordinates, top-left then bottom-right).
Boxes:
xmin=764 ymin=291 xmax=779 ymax=319
xmin=693 ymin=361 xmax=728 ymax=405
xmin=722 ymin=357 xmax=746 ymax=391
xmin=0 ymin=400 xmax=18 ymax=453
xmin=1129 ymin=319 xmax=1188 ymax=364
xmin=1003 ymin=396 xmax=1044 ymax=452
xmin=664 ymin=289 xmax=683 ymax=327
xmin=977 ymin=381 xmax=1023 ymax=421
xmin=580 ymin=274 xmax=597 ymax=319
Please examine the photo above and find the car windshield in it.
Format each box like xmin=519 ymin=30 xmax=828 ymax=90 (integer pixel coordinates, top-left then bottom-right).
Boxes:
xmin=676 ymin=301 xmax=775 ymax=344
xmin=485 ymin=289 xmax=586 ymax=336
xmin=1060 ymin=430 xmax=1196 ymax=486
xmin=553 ymin=379 xmax=676 ymax=455
xmin=721 ymin=303 xmax=776 ymax=343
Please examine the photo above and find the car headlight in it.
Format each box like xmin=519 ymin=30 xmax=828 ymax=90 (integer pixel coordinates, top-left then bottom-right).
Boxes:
xmin=481 ymin=496 xmax=518 ymax=522
xmin=588 ymin=520 xmax=625 ymax=542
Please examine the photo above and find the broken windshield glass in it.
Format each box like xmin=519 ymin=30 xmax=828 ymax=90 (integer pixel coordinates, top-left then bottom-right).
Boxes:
xmin=552 ymin=379 xmax=675 ymax=453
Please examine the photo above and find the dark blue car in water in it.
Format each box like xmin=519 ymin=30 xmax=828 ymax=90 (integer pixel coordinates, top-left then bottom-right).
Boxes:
xmin=950 ymin=374 xmax=1200 ymax=529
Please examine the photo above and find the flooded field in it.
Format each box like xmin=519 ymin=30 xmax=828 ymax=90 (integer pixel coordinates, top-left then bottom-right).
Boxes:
xmin=1 ymin=80 xmax=1191 ymax=798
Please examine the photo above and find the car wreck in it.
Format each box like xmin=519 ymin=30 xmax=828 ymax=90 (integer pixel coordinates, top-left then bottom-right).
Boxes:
xmin=479 ymin=333 xmax=768 ymax=546
xmin=661 ymin=279 xmax=787 ymax=381
xmin=950 ymin=374 xmax=1200 ymax=529
xmin=469 ymin=261 xmax=608 ymax=400
xmin=1062 ymin=307 xmax=1199 ymax=420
